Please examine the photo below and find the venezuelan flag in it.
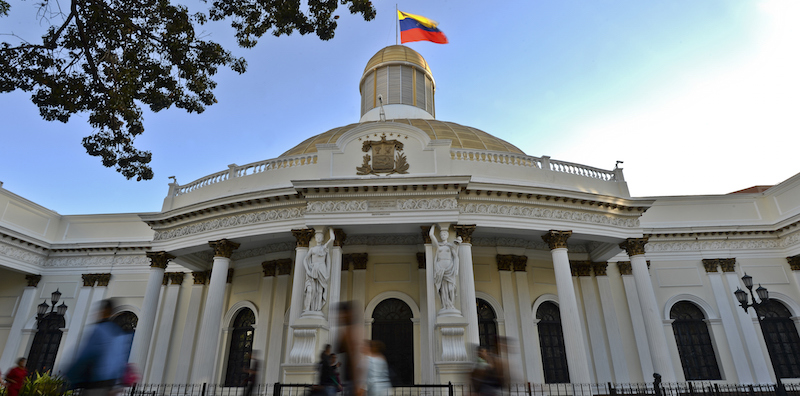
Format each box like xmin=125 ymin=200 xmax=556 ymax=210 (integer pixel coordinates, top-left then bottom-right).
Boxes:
xmin=398 ymin=10 xmax=448 ymax=44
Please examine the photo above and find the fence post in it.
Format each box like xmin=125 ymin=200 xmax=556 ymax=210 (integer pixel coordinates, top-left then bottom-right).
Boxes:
xmin=608 ymin=382 xmax=616 ymax=396
xmin=273 ymin=382 xmax=282 ymax=396
xmin=713 ymin=383 xmax=721 ymax=396
xmin=201 ymin=383 xmax=207 ymax=396
xmin=528 ymin=382 xmax=533 ymax=396
xmin=448 ymin=381 xmax=454 ymax=396
xmin=129 ymin=383 xmax=137 ymax=396
xmin=688 ymin=382 xmax=695 ymax=396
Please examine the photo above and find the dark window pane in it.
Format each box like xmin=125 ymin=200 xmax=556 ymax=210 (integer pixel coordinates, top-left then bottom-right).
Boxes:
xmin=372 ymin=298 xmax=414 ymax=385
xmin=476 ymin=299 xmax=498 ymax=352
xmin=670 ymin=302 xmax=721 ymax=380
xmin=536 ymin=302 xmax=569 ymax=383
xmin=757 ymin=300 xmax=800 ymax=378
xmin=224 ymin=308 xmax=255 ymax=387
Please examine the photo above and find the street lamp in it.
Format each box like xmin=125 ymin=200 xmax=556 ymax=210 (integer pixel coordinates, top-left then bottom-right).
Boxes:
xmin=734 ymin=274 xmax=786 ymax=396
xmin=36 ymin=289 xmax=68 ymax=322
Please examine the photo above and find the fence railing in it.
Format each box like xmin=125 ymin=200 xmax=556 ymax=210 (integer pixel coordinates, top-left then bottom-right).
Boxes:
xmin=450 ymin=149 xmax=623 ymax=183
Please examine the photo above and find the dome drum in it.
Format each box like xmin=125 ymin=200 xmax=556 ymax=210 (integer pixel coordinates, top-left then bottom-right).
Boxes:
xmin=360 ymin=46 xmax=436 ymax=122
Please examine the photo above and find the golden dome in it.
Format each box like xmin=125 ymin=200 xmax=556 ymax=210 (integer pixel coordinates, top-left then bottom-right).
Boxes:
xmin=363 ymin=45 xmax=432 ymax=76
xmin=281 ymin=119 xmax=526 ymax=157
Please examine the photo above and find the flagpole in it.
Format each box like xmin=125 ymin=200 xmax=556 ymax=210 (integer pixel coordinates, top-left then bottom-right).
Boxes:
xmin=395 ymin=4 xmax=398 ymax=45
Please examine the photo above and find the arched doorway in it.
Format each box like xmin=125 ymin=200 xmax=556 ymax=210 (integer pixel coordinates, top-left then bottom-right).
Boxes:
xmin=670 ymin=301 xmax=721 ymax=380
xmin=224 ymin=308 xmax=255 ymax=386
xmin=372 ymin=298 xmax=413 ymax=385
xmin=756 ymin=300 xmax=800 ymax=378
xmin=476 ymin=298 xmax=498 ymax=352
xmin=112 ymin=311 xmax=138 ymax=333
xmin=536 ymin=301 xmax=569 ymax=384
xmin=27 ymin=314 xmax=66 ymax=374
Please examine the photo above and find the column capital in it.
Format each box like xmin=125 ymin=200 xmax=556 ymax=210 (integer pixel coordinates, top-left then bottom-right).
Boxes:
xmin=617 ymin=262 xmax=632 ymax=275
xmin=352 ymin=253 xmax=368 ymax=270
xmin=25 ymin=274 xmax=42 ymax=287
xmin=162 ymin=273 xmax=170 ymax=285
xmin=262 ymin=261 xmax=276 ymax=277
xmin=95 ymin=273 xmax=111 ymax=287
xmin=720 ymin=258 xmax=736 ymax=272
xmin=333 ymin=229 xmax=347 ymax=247
xmin=147 ymin=251 xmax=175 ymax=268
xmin=192 ymin=271 xmax=209 ymax=285
xmin=453 ymin=225 xmax=477 ymax=244
xmin=542 ymin=230 xmax=572 ymax=250
xmin=702 ymin=259 xmax=719 ymax=273
xmin=168 ymin=272 xmax=185 ymax=285
xmin=570 ymin=260 xmax=592 ymax=277
xmin=342 ymin=254 xmax=352 ymax=271
xmin=512 ymin=255 xmax=528 ymax=272
xmin=619 ymin=237 xmax=649 ymax=256
xmin=788 ymin=255 xmax=800 ymax=271
xmin=496 ymin=254 xmax=514 ymax=271
xmin=416 ymin=252 xmax=426 ymax=269
xmin=592 ymin=262 xmax=608 ymax=276
xmin=292 ymin=229 xmax=315 ymax=248
xmin=81 ymin=273 xmax=97 ymax=287
xmin=208 ymin=239 xmax=240 ymax=258
xmin=276 ymin=258 xmax=292 ymax=276
xmin=420 ymin=226 xmax=432 ymax=244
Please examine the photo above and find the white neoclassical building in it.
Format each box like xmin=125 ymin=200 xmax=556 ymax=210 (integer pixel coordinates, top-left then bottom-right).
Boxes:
xmin=2 ymin=45 xmax=800 ymax=386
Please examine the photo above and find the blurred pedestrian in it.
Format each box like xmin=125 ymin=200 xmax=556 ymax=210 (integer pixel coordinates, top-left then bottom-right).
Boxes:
xmin=364 ymin=340 xmax=391 ymax=396
xmin=318 ymin=345 xmax=336 ymax=396
xmin=243 ymin=351 xmax=260 ymax=396
xmin=4 ymin=358 xmax=27 ymax=396
xmin=65 ymin=299 xmax=133 ymax=396
xmin=330 ymin=353 xmax=343 ymax=393
xmin=334 ymin=301 xmax=363 ymax=396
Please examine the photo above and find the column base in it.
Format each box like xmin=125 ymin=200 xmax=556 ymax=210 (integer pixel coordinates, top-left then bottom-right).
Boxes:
xmin=435 ymin=362 xmax=474 ymax=384
xmin=435 ymin=316 xmax=469 ymax=364
xmin=282 ymin=363 xmax=319 ymax=383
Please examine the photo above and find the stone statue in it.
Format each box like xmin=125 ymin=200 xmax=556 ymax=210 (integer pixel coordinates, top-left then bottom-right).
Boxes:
xmin=430 ymin=224 xmax=461 ymax=311
xmin=303 ymin=228 xmax=335 ymax=312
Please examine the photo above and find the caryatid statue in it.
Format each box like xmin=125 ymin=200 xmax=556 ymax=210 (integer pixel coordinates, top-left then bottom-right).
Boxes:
xmin=303 ymin=228 xmax=336 ymax=312
xmin=430 ymin=224 xmax=462 ymax=311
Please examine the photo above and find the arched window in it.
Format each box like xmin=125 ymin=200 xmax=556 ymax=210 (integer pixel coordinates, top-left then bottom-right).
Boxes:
xmin=670 ymin=302 xmax=721 ymax=380
xmin=756 ymin=300 xmax=800 ymax=378
xmin=224 ymin=308 xmax=255 ymax=387
xmin=476 ymin=298 xmax=498 ymax=352
xmin=372 ymin=298 xmax=414 ymax=385
xmin=27 ymin=314 xmax=66 ymax=374
xmin=112 ymin=311 xmax=138 ymax=333
xmin=536 ymin=301 xmax=569 ymax=383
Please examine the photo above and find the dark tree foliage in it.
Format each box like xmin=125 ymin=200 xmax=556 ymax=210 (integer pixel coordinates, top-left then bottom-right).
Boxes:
xmin=0 ymin=0 xmax=375 ymax=180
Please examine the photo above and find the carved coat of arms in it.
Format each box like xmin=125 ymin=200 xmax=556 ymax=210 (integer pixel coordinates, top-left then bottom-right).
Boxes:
xmin=356 ymin=134 xmax=410 ymax=175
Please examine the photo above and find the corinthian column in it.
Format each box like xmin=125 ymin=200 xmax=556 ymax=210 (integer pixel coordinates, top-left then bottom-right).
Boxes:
xmin=620 ymin=238 xmax=675 ymax=381
xmin=130 ymin=252 xmax=173 ymax=371
xmin=193 ymin=239 xmax=239 ymax=383
xmin=454 ymin=224 xmax=479 ymax=346
xmin=542 ymin=230 xmax=591 ymax=383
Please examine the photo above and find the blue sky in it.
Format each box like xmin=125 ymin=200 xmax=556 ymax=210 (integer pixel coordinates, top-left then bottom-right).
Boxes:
xmin=1 ymin=0 xmax=798 ymax=214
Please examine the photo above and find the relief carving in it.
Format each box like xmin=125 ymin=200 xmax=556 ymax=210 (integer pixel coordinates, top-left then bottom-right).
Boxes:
xmin=356 ymin=134 xmax=410 ymax=175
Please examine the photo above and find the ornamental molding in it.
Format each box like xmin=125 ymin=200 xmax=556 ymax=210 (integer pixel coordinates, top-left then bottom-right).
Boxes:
xmin=471 ymin=236 xmax=588 ymax=252
xmin=46 ymin=254 xmax=149 ymax=268
xmin=459 ymin=203 xmax=640 ymax=228
xmin=645 ymin=239 xmax=784 ymax=252
xmin=232 ymin=242 xmax=295 ymax=261
xmin=306 ymin=201 xmax=368 ymax=213
xmin=0 ymin=241 xmax=47 ymax=266
xmin=397 ymin=198 xmax=458 ymax=210
xmin=346 ymin=233 xmax=423 ymax=246
xmin=356 ymin=134 xmax=410 ymax=175
xmin=304 ymin=198 xmax=458 ymax=213
xmin=153 ymin=207 xmax=305 ymax=241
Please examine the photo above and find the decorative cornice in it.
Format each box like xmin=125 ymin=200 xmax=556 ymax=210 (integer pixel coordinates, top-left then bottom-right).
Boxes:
xmin=167 ymin=272 xmax=185 ymax=285
xmin=453 ymin=225 xmax=476 ymax=244
xmin=209 ymin=239 xmax=240 ymax=258
xmin=789 ymin=255 xmax=800 ymax=271
xmin=333 ymin=229 xmax=347 ymax=247
xmin=420 ymin=226 xmax=432 ymax=244
xmin=231 ymin=241 xmax=294 ymax=261
xmin=620 ymin=238 xmax=649 ymax=256
xmin=644 ymin=238 xmax=783 ymax=252
xmin=152 ymin=207 xmax=305 ymax=241
xmin=25 ymin=274 xmax=42 ymax=287
xmin=570 ymin=261 xmax=592 ymax=277
xmin=542 ymin=230 xmax=572 ymax=250
xmin=95 ymin=273 xmax=111 ymax=287
xmin=346 ymin=233 xmax=422 ymax=246
xmin=593 ymin=262 xmax=608 ymax=276
xmin=351 ymin=253 xmax=368 ymax=270
xmin=416 ymin=252 xmax=426 ymax=269
xmin=307 ymin=201 xmax=367 ymax=213
xmin=147 ymin=251 xmax=175 ymax=269
xmin=262 ymin=261 xmax=276 ymax=277
xmin=292 ymin=229 xmax=315 ymax=248
xmin=276 ymin=259 xmax=292 ymax=275
xmin=460 ymin=203 xmax=640 ymax=228
xmin=46 ymin=254 xmax=149 ymax=268
xmin=398 ymin=198 xmax=458 ymax=210
xmin=496 ymin=255 xmax=514 ymax=271
xmin=617 ymin=262 xmax=632 ymax=275
xmin=192 ymin=271 xmax=209 ymax=285
xmin=0 ymin=241 xmax=48 ymax=266
xmin=459 ymin=190 xmax=649 ymax=214
xmin=702 ymin=259 xmax=719 ymax=273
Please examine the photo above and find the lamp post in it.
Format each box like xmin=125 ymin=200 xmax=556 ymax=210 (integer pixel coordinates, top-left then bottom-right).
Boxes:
xmin=733 ymin=274 xmax=786 ymax=395
xmin=36 ymin=288 xmax=68 ymax=322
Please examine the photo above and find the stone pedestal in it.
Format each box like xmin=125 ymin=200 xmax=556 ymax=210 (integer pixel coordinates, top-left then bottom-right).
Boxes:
xmin=434 ymin=315 xmax=470 ymax=382
xmin=284 ymin=315 xmax=329 ymax=382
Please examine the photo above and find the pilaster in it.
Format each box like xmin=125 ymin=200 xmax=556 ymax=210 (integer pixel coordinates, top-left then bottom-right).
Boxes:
xmin=174 ymin=271 xmax=208 ymax=383
xmin=148 ymin=272 xmax=184 ymax=384
xmin=0 ymin=275 xmax=40 ymax=371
